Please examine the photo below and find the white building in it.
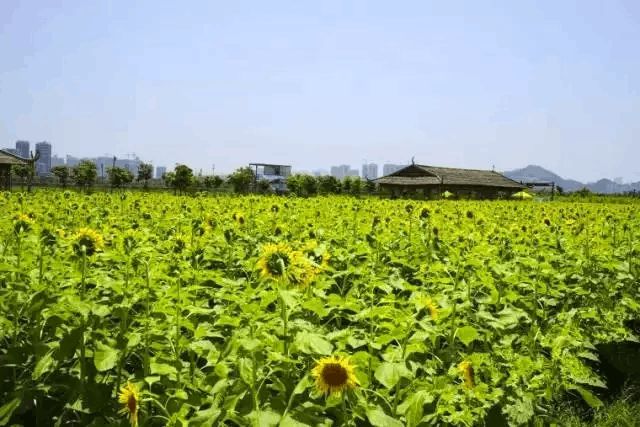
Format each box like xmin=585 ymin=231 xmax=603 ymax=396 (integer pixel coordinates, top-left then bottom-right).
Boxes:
xmin=330 ymin=165 xmax=359 ymax=180
xmin=362 ymin=163 xmax=378 ymax=180
xmin=382 ymin=163 xmax=406 ymax=176
xmin=35 ymin=142 xmax=52 ymax=176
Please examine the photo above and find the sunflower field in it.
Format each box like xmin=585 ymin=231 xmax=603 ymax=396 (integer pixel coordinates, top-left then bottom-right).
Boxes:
xmin=1 ymin=190 xmax=639 ymax=426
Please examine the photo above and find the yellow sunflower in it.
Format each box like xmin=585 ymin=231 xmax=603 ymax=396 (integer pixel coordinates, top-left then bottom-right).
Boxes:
xmin=232 ymin=212 xmax=245 ymax=225
xmin=257 ymin=243 xmax=295 ymax=280
xmin=72 ymin=227 xmax=104 ymax=256
xmin=118 ymin=382 xmax=140 ymax=426
xmin=419 ymin=296 xmax=439 ymax=320
xmin=312 ymin=355 xmax=358 ymax=395
xmin=290 ymin=256 xmax=317 ymax=288
xmin=13 ymin=213 xmax=34 ymax=234
xmin=458 ymin=360 xmax=475 ymax=388
xmin=302 ymin=240 xmax=331 ymax=272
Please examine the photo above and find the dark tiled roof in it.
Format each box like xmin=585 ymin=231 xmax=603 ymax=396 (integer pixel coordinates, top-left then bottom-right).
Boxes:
xmin=0 ymin=150 xmax=29 ymax=165
xmin=374 ymin=164 xmax=525 ymax=189
xmin=375 ymin=176 xmax=441 ymax=186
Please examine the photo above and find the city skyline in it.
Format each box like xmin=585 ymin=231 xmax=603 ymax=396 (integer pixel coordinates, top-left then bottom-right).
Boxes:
xmin=5 ymin=138 xmax=640 ymax=185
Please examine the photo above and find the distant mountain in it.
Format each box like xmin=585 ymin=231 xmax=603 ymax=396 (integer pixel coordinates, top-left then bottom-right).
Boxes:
xmin=503 ymin=165 xmax=640 ymax=194
xmin=503 ymin=165 xmax=584 ymax=192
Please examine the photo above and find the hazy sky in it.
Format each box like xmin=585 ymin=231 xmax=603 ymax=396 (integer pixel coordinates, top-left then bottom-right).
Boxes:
xmin=1 ymin=1 xmax=639 ymax=182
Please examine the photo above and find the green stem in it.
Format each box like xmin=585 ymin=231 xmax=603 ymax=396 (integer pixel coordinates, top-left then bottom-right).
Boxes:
xmin=79 ymin=250 xmax=87 ymax=393
xmin=175 ymin=277 xmax=182 ymax=389
xmin=115 ymin=257 xmax=130 ymax=394
xmin=392 ymin=324 xmax=413 ymax=415
xmin=144 ymin=262 xmax=151 ymax=378
xmin=281 ymin=294 xmax=289 ymax=357
xmin=16 ymin=235 xmax=22 ymax=270
xmin=38 ymin=244 xmax=44 ymax=288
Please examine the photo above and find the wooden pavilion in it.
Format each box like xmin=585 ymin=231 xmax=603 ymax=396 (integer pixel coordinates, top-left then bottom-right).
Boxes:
xmin=374 ymin=163 xmax=525 ymax=199
xmin=0 ymin=149 xmax=30 ymax=190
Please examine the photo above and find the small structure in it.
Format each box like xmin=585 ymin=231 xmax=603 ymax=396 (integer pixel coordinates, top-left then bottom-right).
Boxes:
xmin=374 ymin=163 xmax=525 ymax=199
xmin=522 ymin=181 xmax=556 ymax=200
xmin=0 ymin=149 xmax=30 ymax=190
xmin=249 ymin=163 xmax=292 ymax=193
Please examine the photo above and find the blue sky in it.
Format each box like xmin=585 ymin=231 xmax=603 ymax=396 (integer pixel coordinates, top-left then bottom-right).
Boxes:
xmin=1 ymin=0 xmax=639 ymax=181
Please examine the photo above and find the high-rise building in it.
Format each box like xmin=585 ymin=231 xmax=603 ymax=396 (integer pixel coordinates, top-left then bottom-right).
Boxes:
xmin=35 ymin=142 xmax=52 ymax=176
xmin=330 ymin=165 xmax=360 ymax=179
xmin=115 ymin=157 xmax=141 ymax=176
xmin=93 ymin=156 xmax=116 ymax=179
xmin=361 ymin=163 xmax=378 ymax=180
xmin=382 ymin=163 xmax=406 ymax=176
xmin=51 ymin=155 xmax=65 ymax=168
xmin=156 ymin=166 xmax=167 ymax=179
xmin=15 ymin=140 xmax=29 ymax=158
xmin=66 ymin=155 xmax=82 ymax=167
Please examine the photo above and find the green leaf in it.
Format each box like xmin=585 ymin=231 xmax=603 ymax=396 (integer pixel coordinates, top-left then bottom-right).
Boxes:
xmin=302 ymin=298 xmax=329 ymax=318
xmin=279 ymin=414 xmax=311 ymax=427
xmin=190 ymin=407 xmax=222 ymax=426
xmin=91 ymin=304 xmax=111 ymax=317
xmin=293 ymin=333 xmax=333 ymax=355
xmin=574 ymin=386 xmax=604 ymax=409
xmin=374 ymin=362 xmax=411 ymax=389
xmin=456 ymin=326 xmax=479 ymax=346
xmin=503 ymin=394 xmax=535 ymax=425
xmin=33 ymin=350 xmax=55 ymax=380
xmin=279 ymin=289 xmax=299 ymax=309
xmin=366 ymin=408 xmax=404 ymax=427
xmin=57 ymin=327 xmax=83 ymax=361
xmin=0 ymin=398 xmax=21 ymax=426
xmin=247 ymin=409 xmax=280 ymax=426
xmin=150 ymin=361 xmax=178 ymax=377
xmin=94 ymin=344 xmax=119 ymax=372
xmin=292 ymin=375 xmax=312 ymax=396
xmin=397 ymin=391 xmax=434 ymax=427
xmin=238 ymin=357 xmax=254 ymax=385
xmin=144 ymin=376 xmax=161 ymax=387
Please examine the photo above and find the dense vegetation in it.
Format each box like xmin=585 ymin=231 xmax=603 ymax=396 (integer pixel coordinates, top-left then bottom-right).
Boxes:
xmin=1 ymin=191 xmax=639 ymax=426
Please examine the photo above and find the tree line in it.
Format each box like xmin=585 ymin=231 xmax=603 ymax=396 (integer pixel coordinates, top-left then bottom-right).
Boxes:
xmin=12 ymin=162 xmax=377 ymax=195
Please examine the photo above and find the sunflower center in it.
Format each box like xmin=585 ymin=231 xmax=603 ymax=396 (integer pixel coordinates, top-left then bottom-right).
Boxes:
xmin=266 ymin=252 xmax=290 ymax=276
xmin=127 ymin=394 xmax=137 ymax=414
xmin=321 ymin=363 xmax=348 ymax=387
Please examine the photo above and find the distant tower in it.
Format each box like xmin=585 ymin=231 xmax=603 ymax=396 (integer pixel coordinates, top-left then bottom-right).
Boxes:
xmin=35 ymin=141 xmax=52 ymax=175
xmin=156 ymin=166 xmax=167 ymax=179
xmin=15 ymin=140 xmax=29 ymax=158
xmin=361 ymin=163 xmax=378 ymax=179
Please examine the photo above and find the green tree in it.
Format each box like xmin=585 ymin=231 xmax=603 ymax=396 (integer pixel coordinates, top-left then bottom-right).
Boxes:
xmin=137 ymin=162 xmax=153 ymax=189
xmin=318 ymin=175 xmax=341 ymax=194
xmin=227 ymin=167 xmax=255 ymax=193
xmin=257 ymin=179 xmax=272 ymax=194
xmin=365 ymin=179 xmax=377 ymax=194
xmin=51 ymin=165 xmax=71 ymax=188
xmin=162 ymin=171 xmax=175 ymax=189
xmin=342 ymin=176 xmax=353 ymax=194
xmin=301 ymin=175 xmax=318 ymax=196
xmin=286 ymin=174 xmax=304 ymax=195
xmin=72 ymin=160 xmax=98 ymax=190
xmin=107 ymin=167 xmax=134 ymax=189
xmin=12 ymin=164 xmax=32 ymax=190
xmin=172 ymin=164 xmax=194 ymax=194
xmin=350 ymin=177 xmax=363 ymax=196
xmin=203 ymin=175 xmax=224 ymax=191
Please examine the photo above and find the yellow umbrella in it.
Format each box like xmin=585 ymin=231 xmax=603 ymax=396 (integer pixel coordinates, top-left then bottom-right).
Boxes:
xmin=512 ymin=191 xmax=533 ymax=200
